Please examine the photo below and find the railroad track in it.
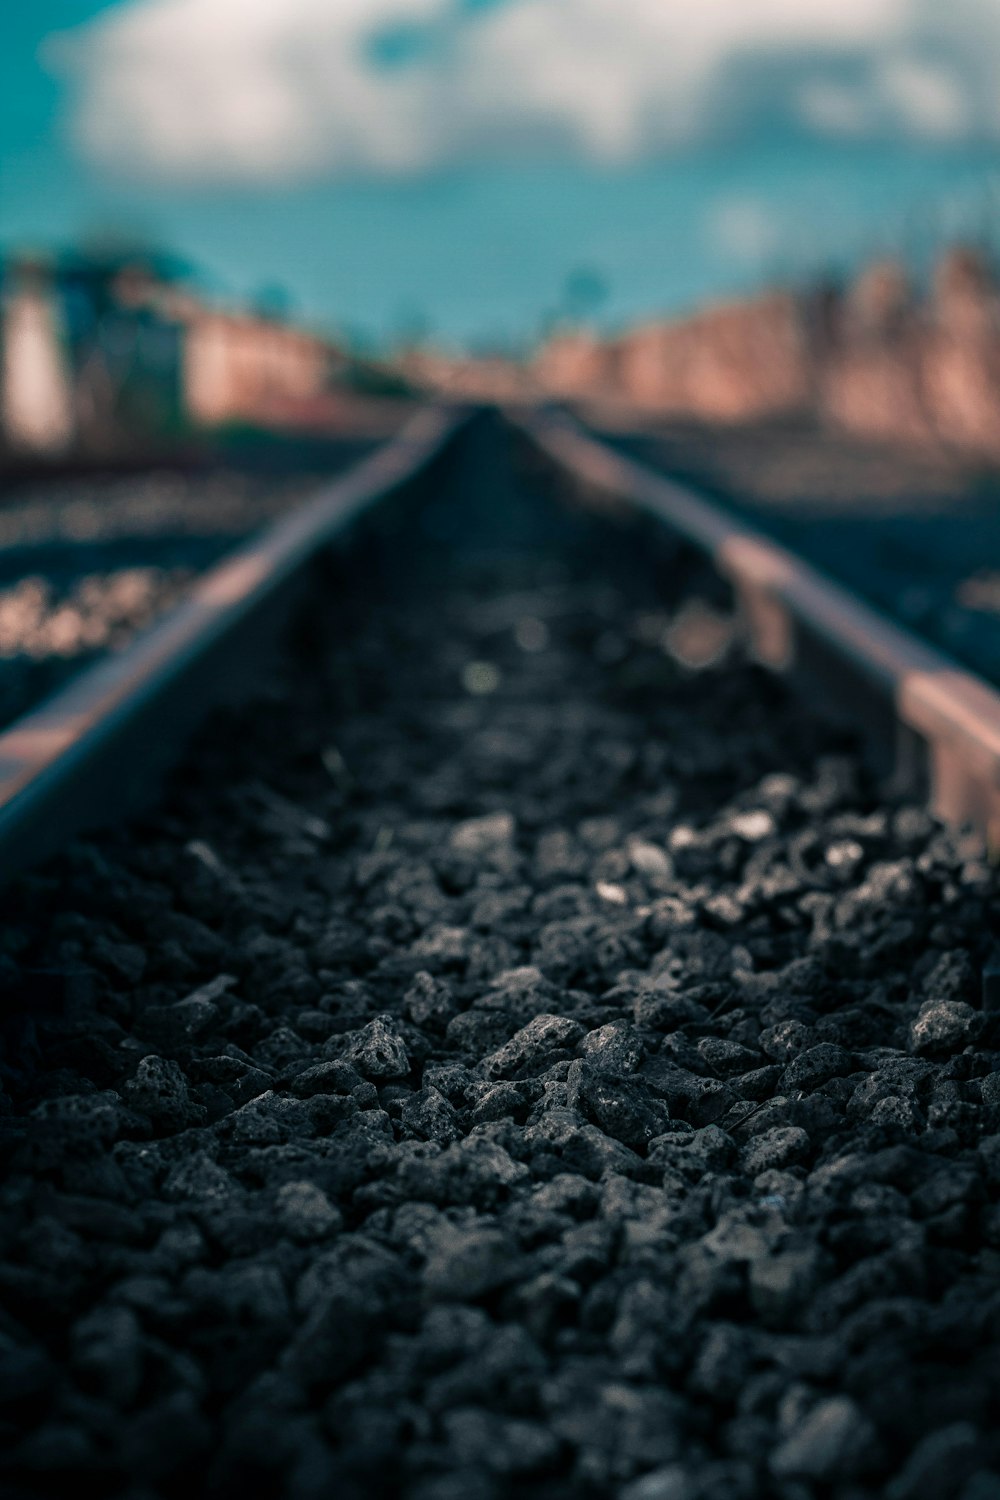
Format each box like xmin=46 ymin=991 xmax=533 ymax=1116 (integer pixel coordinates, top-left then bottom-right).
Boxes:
xmin=1 ymin=407 xmax=999 ymax=1499
xmin=0 ymin=438 xmax=388 ymax=736
xmin=589 ymin=412 xmax=1000 ymax=693
xmin=513 ymin=408 xmax=1000 ymax=849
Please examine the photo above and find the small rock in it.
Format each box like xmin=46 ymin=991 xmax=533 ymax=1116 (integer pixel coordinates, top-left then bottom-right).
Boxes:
xmin=450 ymin=813 xmax=515 ymax=857
xmin=124 ymin=1056 xmax=197 ymax=1131
xmin=423 ymin=1225 xmax=520 ymax=1301
xmin=698 ymin=1037 xmax=762 ymax=1077
xmin=288 ymin=1059 xmax=363 ymax=1097
xmin=441 ymin=1407 xmax=559 ymax=1476
xmin=275 ymin=1181 xmax=342 ymax=1242
xmin=138 ymin=993 xmax=221 ymax=1050
xmin=627 ymin=837 xmax=674 ymax=881
xmin=771 ymin=1396 xmax=876 ymax=1481
xmin=781 ymin=1043 xmax=852 ymax=1092
xmin=648 ymin=1125 xmax=735 ymax=1180
xmin=404 ymin=971 xmax=458 ymax=1031
xmin=342 ymin=1015 xmax=410 ymax=1079
xmin=760 ymin=1021 xmax=812 ymax=1062
xmin=748 ymin=1242 xmax=824 ymax=1325
xmin=524 ymin=1107 xmax=645 ymax=1179
xmin=480 ymin=1014 xmax=584 ymax=1080
xmin=399 ymin=1086 xmax=459 ymax=1142
xmin=580 ymin=1021 xmax=645 ymax=1074
xmin=729 ymin=810 xmax=776 ymax=842
xmin=619 ymin=1467 xmax=693 ymax=1500
xmin=742 ymin=1126 xmax=811 ymax=1174
xmin=886 ymin=1422 xmax=983 ymax=1500
xmin=571 ymin=1062 xmax=670 ymax=1151
xmin=910 ymin=1000 xmax=980 ymax=1058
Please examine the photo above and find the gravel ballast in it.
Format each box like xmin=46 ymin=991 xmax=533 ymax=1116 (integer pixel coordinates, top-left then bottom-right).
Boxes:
xmin=1 ymin=440 xmax=999 ymax=1499
xmin=0 ymin=463 xmax=362 ymax=732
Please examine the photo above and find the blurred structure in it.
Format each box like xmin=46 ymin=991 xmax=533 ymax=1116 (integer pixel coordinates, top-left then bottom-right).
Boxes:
xmin=182 ymin=310 xmax=342 ymax=429
xmin=618 ymin=292 xmax=810 ymax=421
xmin=820 ymin=259 xmax=929 ymax=446
xmin=523 ymin=245 xmax=1000 ymax=461
xmin=922 ymin=248 xmax=1000 ymax=455
xmin=395 ymin=347 xmax=526 ymax=405
xmin=536 ymin=293 xmax=811 ymax=422
xmin=820 ymin=247 xmax=1000 ymax=456
xmin=0 ymin=246 xmax=372 ymax=462
xmin=532 ymin=331 xmax=617 ymax=404
xmin=12 ymin=234 xmax=999 ymax=466
xmin=528 ymin=293 xmax=817 ymax=421
xmin=0 ymin=259 xmax=75 ymax=454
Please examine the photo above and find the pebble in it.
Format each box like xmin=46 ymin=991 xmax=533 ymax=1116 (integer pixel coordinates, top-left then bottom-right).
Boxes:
xmin=909 ymin=1000 xmax=981 ymax=1057
xmin=770 ymin=1396 xmax=877 ymax=1481
xmin=340 ymin=1015 xmax=411 ymax=1078
xmin=123 ymin=1055 xmax=198 ymax=1131
xmin=274 ymin=1181 xmax=342 ymax=1242
xmin=2 ymin=480 xmax=998 ymax=1499
xmin=742 ymin=1126 xmax=812 ymax=1174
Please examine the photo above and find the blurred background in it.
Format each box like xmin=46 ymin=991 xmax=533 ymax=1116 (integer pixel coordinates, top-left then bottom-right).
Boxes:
xmin=3 ymin=1 xmax=1000 ymax=706
xmin=4 ymin=0 xmax=1000 ymax=448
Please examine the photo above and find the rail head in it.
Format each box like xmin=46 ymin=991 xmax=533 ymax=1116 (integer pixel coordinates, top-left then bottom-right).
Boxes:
xmin=0 ymin=404 xmax=467 ymax=884
xmin=508 ymin=404 xmax=1000 ymax=845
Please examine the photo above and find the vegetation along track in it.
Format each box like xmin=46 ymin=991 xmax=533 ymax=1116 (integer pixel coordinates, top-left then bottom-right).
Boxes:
xmin=1 ymin=411 xmax=1000 ymax=1499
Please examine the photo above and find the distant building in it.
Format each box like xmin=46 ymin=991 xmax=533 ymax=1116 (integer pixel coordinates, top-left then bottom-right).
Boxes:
xmin=532 ymin=331 xmax=615 ymax=401
xmin=1 ymin=245 xmax=353 ymax=458
xmin=534 ymin=291 xmax=812 ymax=423
xmin=180 ymin=309 xmax=343 ymax=429
xmin=0 ymin=258 xmax=75 ymax=453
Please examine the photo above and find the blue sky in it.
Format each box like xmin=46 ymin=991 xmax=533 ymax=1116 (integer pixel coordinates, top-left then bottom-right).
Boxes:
xmin=3 ymin=1 xmax=1000 ymax=348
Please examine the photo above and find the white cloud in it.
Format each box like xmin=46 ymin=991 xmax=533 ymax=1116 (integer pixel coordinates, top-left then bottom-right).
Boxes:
xmin=796 ymin=80 xmax=875 ymax=139
xmin=879 ymin=59 xmax=970 ymax=139
xmin=47 ymin=0 xmax=1000 ymax=184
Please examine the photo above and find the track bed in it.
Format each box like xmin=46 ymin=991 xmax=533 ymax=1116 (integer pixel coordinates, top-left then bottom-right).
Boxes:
xmin=2 ymin=433 xmax=999 ymax=1500
xmin=0 ymin=454 xmax=379 ymax=733
xmin=594 ymin=415 xmax=1000 ymax=688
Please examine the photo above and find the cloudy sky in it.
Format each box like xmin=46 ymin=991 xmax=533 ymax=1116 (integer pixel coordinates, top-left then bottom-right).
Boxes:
xmin=3 ymin=0 xmax=1000 ymax=343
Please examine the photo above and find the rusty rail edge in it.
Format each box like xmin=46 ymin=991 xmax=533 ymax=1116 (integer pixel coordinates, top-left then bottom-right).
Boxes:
xmin=0 ymin=405 xmax=466 ymax=885
xmin=508 ymin=406 xmax=1000 ymax=846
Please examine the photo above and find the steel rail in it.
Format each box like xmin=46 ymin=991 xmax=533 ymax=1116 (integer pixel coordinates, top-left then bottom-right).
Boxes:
xmin=508 ymin=406 xmax=1000 ymax=847
xmin=0 ymin=405 xmax=466 ymax=885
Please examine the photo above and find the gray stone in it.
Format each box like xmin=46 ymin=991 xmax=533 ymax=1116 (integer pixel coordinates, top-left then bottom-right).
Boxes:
xmin=886 ymin=1423 xmax=983 ymax=1500
xmin=275 ymin=1181 xmax=342 ymax=1242
xmin=581 ymin=1020 xmax=645 ymax=1073
xmin=399 ymin=1086 xmax=459 ymax=1143
xmin=450 ymin=812 xmax=515 ymax=856
xmin=648 ymin=1125 xmax=735 ymax=1181
xmin=759 ymin=1020 xmax=813 ymax=1062
xmin=341 ymin=1015 xmax=410 ymax=1078
xmin=124 ymin=1056 xmax=198 ymax=1131
xmin=770 ymin=1396 xmax=876 ymax=1481
xmin=480 ymin=1014 xmax=585 ymax=1080
xmin=404 ymin=971 xmax=458 ymax=1031
xmin=910 ymin=1001 xmax=980 ymax=1058
xmin=524 ymin=1107 xmax=646 ymax=1180
xmin=423 ymin=1225 xmax=521 ymax=1300
xmin=570 ymin=1061 xmax=671 ymax=1150
xmin=742 ymin=1126 xmax=811 ymax=1174
xmin=781 ymin=1043 xmax=852 ymax=1092
xmin=619 ymin=1465 xmax=693 ymax=1500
